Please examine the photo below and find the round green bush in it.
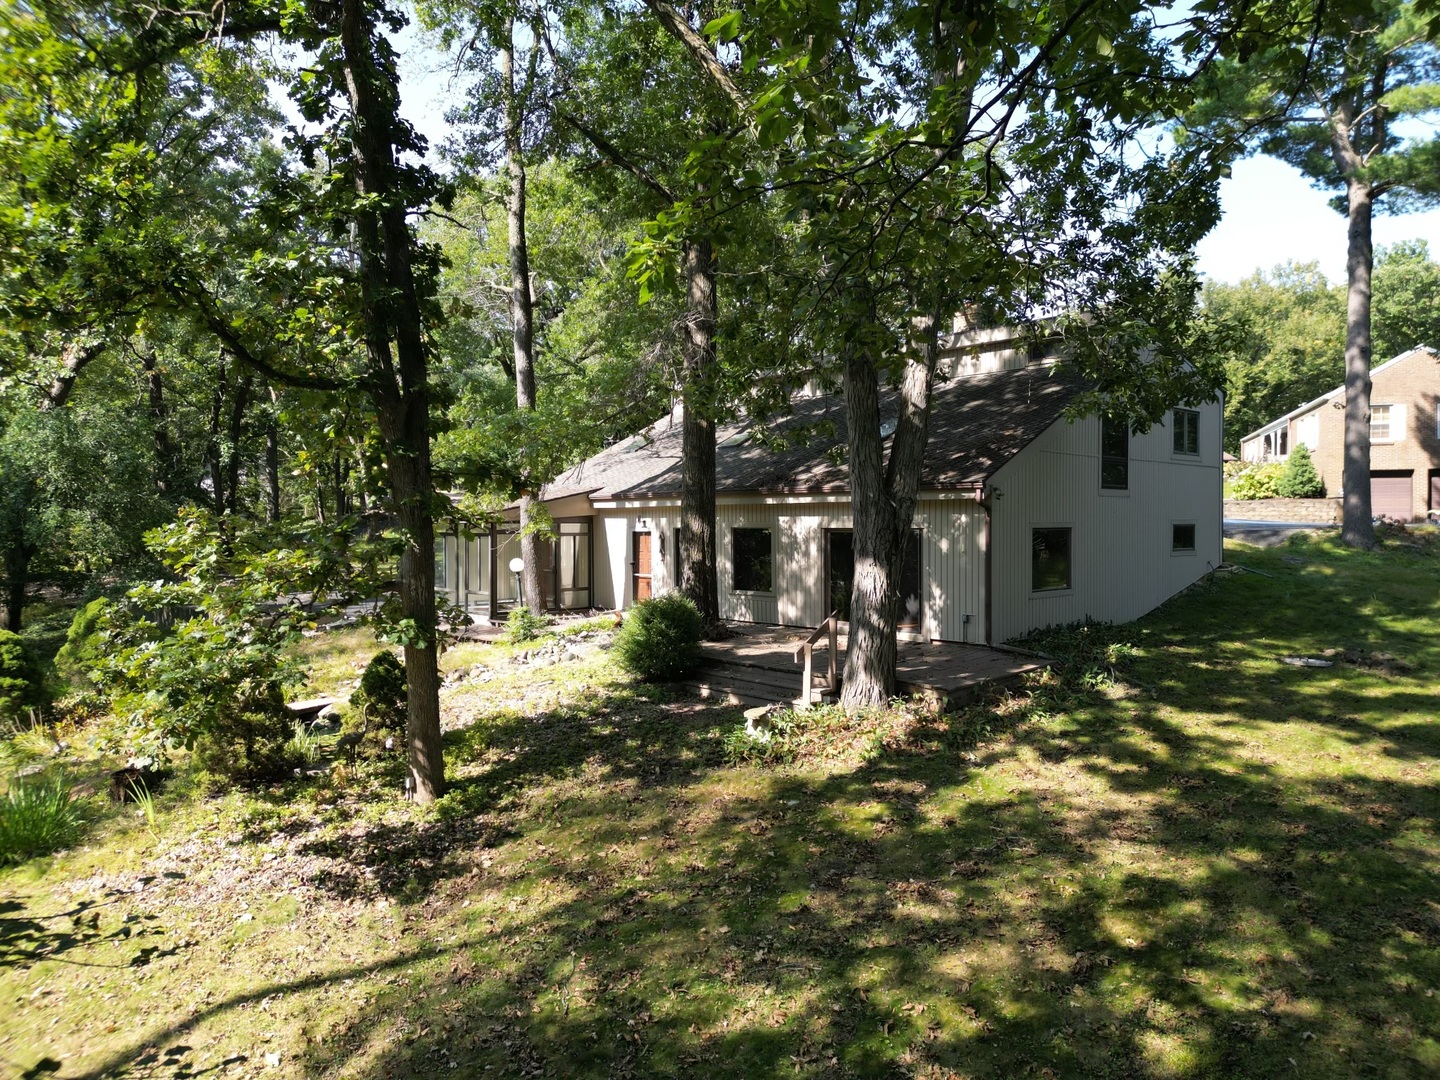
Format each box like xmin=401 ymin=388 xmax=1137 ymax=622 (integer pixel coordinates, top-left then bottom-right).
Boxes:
xmin=1228 ymin=462 xmax=1285 ymax=500
xmin=0 ymin=630 xmax=40 ymax=723
xmin=350 ymin=650 xmax=407 ymax=731
xmin=614 ymin=594 xmax=704 ymax=682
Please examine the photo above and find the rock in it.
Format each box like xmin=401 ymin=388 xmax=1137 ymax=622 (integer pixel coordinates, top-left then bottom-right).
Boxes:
xmin=1281 ymin=656 xmax=1333 ymax=668
xmin=743 ymin=705 xmax=780 ymax=742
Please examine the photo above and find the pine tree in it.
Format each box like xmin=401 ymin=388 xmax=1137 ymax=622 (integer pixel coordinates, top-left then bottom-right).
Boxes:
xmin=1277 ymin=444 xmax=1326 ymax=498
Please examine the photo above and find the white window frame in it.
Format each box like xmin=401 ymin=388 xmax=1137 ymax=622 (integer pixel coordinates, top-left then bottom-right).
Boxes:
xmin=1171 ymin=521 xmax=1197 ymax=556
xmin=1371 ymin=403 xmax=1405 ymax=443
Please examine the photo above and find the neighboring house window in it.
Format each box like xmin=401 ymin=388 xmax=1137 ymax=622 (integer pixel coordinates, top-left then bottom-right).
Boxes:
xmin=733 ymin=527 xmax=773 ymax=592
xmin=1101 ymin=416 xmax=1129 ymax=490
xmin=1371 ymin=404 xmax=1405 ymax=442
xmin=1172 ymin=523 xmax=1196 ymax=554
xmin=1173 ymin=409 xmax=1200 ymax=455
xmin=1032 ymin=528 xmax=1071 ymax=591
xmin=1372 ymin=405 xmax=1392 ymax=441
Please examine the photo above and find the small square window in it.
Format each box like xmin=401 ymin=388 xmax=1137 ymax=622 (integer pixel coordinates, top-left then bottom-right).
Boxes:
xmin=1101 ymin=417 xmax=1129 ymax=490
xmin=1032 ymin=528 xmax=1071 ymax=591
xmin=1371 ymin=405 xmax=1392 ymax=442
xmin=733 ymin=528 xmax=773 ymax=592
xmin=1172 ymin=524 xmax=1196 ymax=553
xmin=1173 ymin=409 xmax=1199 ymax=455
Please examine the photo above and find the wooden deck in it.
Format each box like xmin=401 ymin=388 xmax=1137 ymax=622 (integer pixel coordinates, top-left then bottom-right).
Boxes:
xmin=698 ymin=623 xmax=1046 ymax=706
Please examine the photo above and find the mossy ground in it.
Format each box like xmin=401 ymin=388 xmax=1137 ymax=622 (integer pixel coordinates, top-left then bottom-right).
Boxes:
xmin=3 ymin=534 xmax=1438 ymax=1079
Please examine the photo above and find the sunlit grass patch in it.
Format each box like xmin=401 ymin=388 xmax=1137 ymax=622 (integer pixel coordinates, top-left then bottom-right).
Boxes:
xmin=3 ymin=534 xmax=1439 ymax=1078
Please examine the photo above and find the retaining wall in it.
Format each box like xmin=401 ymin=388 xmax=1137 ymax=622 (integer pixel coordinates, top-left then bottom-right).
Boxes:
xmin=1223 ymin=497 xmax=1341 ymax=524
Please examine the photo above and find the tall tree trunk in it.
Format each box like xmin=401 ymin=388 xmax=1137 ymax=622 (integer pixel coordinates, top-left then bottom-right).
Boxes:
xmin=840 ymin=343 xmax=898 ymax=706
xmin=224 ymin=370 xmax=254 ymax=515
xmin=41 ymin=341 xmax=105 ymax=410
xmin=207 ymin=350 xmax=228 ymax=514
xmin=2 ymin=547 xmax=29 ymax=633
xmin=265 ymin=387 xmax=281 ymax=522
xmin=502 ymin=21 xmax=545 ymax=614
xmin=679 ymin=238 xmax=719 ymax=627
xmin=338 ymin=0 xmax=445 ymax=801
xmin=1341 ymin=177 xmax=1375 ymax=547
xmin=141 ymin=349 xmax=176 ymax=494
xmin=839 ymin=310 xmax=942 ymax=709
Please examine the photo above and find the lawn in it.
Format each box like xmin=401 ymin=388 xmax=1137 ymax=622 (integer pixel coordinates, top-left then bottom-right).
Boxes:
xmin=2 ymin=533 xmax=1438 ymax=1079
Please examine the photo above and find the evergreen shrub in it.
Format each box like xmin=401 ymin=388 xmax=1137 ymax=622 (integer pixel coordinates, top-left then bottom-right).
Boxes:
xmin=0 ymin=631 xmax=39 ymax=722
xmin=615 ymin=594 xmax=703 ymax=682
xmin=1276 ymin=444 xmax=1326 ymax=498
xmin=350 ymin=650 xmax=408 ymax=731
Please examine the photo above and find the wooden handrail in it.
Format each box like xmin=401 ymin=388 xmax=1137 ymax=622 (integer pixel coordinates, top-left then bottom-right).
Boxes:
xmin=793 ymin=610 xmax=841 ymax=707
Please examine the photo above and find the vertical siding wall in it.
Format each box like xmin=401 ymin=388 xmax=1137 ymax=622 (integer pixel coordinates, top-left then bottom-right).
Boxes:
xmin=707 ymin=497 xmax=987 ymax=643
xmin=988 ymin=403 xmax=1223 ymax=643
xmin=594 ymin=509 xmax=680 ymax=610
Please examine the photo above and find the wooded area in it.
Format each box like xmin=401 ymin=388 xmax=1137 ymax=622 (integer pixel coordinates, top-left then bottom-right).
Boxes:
xmin=1 ymin=0 xmax=1438 ymax=798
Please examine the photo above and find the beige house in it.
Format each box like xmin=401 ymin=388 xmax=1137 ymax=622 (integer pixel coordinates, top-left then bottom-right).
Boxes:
xmin=1238 ymin=346 xmax=1440 ymax=521
xmin=438 ymin=330 xmax=1224 ymax=645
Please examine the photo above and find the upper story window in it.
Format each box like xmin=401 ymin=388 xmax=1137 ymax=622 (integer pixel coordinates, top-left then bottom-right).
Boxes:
xmin=1371 ymin=404 xmax=1405 ymax=442
xmin=733 ymin=527 xmax=773 ymax=593
xmin=1101 ymin=416 xmax=1129 ymax=490
xmin=1173 ymin=409 xmax=1200 ymax=455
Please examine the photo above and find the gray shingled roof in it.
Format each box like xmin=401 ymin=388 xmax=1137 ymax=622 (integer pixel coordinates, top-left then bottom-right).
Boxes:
xmin=541 ymin=363 xmax=1082 ymax=502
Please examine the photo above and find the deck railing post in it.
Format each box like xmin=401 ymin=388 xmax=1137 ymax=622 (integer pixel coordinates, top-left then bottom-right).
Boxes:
xmin=800 ymin=645 xmax=814 ymax=707
xmin=826 ymin=615 xmax=837 ymax=693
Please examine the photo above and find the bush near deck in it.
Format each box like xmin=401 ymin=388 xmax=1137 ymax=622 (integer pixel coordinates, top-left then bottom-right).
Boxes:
xmin=1 ymin=533 xmax=1438 ymax=1080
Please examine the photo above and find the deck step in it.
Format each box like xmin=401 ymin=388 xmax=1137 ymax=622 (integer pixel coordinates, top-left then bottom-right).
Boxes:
xmin=682 ymin=659 xmax=837 ymax=709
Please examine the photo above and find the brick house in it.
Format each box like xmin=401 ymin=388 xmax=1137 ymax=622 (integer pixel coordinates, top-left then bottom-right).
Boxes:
xmin=1239 ymin=346 xmax=1440 ymax=521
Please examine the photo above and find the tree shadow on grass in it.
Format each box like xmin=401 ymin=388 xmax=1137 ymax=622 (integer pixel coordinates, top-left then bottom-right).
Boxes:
xmin=281 ymin=543 xmax=1440 ymax=1078
xmin=291 ymin=685 xmax=735 ymax=901
xmin=32 ymin=538 xmax=1440 ymax=1079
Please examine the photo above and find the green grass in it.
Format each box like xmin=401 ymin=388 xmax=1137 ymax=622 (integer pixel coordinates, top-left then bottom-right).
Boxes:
xmin=2 ymin=534 xmax=1438 ymax=1079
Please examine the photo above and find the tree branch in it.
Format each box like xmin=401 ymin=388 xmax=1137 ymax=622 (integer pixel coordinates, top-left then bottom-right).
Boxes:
xmin=554 ymin=111 xmax=677 ymax=204
xmin=640 ymin=0 xmax=751 ymax=115
xmin=165 ymin=281 xmax=345 ymax=392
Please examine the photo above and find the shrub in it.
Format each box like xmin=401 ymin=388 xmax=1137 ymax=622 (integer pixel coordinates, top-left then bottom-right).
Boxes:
xmin=503 ymin=605 xmax=551 ymax=644
xmin=93 ymin=510 xmax=324 ymax=788
xmin=0 ymin=773 xmax=83 ymax=865
xmin=350 ymin=650 xmax=408 ymax=732
xmin=190 ymin=689 xmax=302 ymax=786
xmin=614 ymin=594 xmax=703 ymax=682
xmin=0 ymin=630 xmax=40 ymax=723
xmin=1228 ymin=462 xmax=1285 ymax=500
xmin=52 ymin=598 xmax=112 ymax=693
xmin=1276 ymin=444 xmax=1325 ymax=498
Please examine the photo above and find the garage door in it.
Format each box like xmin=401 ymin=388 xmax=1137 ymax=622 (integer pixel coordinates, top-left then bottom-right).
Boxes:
xmin=1371 ymin=472 xmax=1414 ymax=521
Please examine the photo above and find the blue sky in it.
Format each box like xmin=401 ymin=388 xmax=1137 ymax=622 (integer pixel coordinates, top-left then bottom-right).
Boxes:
xmin=1196 ymin=155 xmax=1440 ymax=285
xmin=393 ymin=36 xmax=1440 ymax=289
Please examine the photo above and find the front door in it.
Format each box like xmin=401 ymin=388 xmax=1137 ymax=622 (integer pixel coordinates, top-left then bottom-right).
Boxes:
xmin=825 ymin=529 xmax=922 ymax=629
xmin=632 ymin=532 xmax=652 ymax=603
